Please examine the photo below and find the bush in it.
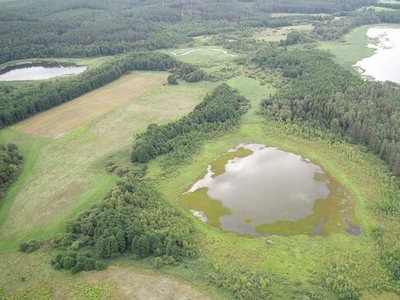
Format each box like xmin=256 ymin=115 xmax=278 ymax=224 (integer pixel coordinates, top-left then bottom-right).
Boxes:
xmin=51 ymin=252 xmax=106 ymax=274
xmin=19 ymin=240 xmax=41 ymax=253
xmin=167 ymin=74 xmax=178 ymax=85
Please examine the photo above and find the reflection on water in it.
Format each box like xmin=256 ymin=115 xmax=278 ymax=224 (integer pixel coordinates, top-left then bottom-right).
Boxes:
xmin=355 ymin=27 xmax=400 ymax=84
xmin=0 ymin=62 xmax=87 ymax=81
xmin=183 ymin=144 xmax=360 ymax=237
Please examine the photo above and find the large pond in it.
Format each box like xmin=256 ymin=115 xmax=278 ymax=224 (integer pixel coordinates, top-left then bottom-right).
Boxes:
xmin=355 ymin=27 xmax=400 ymax=84
xmin=0 ymin=62 xmax=87 ymax=81
xmin=183 ymin=144 xmax=360 ymax=236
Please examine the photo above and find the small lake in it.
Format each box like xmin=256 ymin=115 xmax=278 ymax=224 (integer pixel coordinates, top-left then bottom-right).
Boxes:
xmin=355 ymin=27 xmax=400 ymax=84
xmin=183 ymin=144 xmax=360 ymax=237
xmin=0 ymin=62 xmax=87 ymax=81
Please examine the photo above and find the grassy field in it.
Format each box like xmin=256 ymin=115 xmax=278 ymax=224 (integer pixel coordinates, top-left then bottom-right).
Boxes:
xmin=0 ymin=251 xmax=211 ymax=299
xmin=253 ymin=24 xmax=314 ymax=42
xmin=319 ymin=25 xmax=375 ymax=72
xmin=0 ymin=72 xmax=215 ymax=249
xmin=12 ymin=73 xmax=167 ymax=138
xmin=161 ymin=47 xmax=238 ymax=65
xmin=227 ymin=75 xmax=275 ymax=123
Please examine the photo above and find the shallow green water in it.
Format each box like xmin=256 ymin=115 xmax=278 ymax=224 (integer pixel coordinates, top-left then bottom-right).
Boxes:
xmin=183 ymin=144 xmax=360 ymax=236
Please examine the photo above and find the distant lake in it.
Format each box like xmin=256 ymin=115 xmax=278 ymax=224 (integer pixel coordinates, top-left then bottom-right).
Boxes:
xmin=0 ymin=62 xmax=87 ymax=81
xmin=355 ymin=27 xmax=400 ymax=84
xmin=183 ymin=144 xmax=360 ymax=236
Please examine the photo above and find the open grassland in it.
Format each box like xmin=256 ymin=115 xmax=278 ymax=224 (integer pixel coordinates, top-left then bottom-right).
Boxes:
xmin=12 ymin=73 xmax=166 ymax=138
xmin=162 ymin=47 xmax=238 ymax=66
xmin=360 ymin=6 xmax=398 ymax=11
xmin=0 ymin=72 xmax=215 ymax=248
xmin=253 ymin=24 xmax=314 ymax=42
xmin=161 ymin=46 xmax=242 ymax=81
xmin=320 ymin=25 xmax=374 ymax=72
xmin=0 ymin=251 xmax=211 ymax=300
xmin=227 ymin=75 xmax=275 ymax=123
xmin=148 ymin=120 xmax=397 ymax=298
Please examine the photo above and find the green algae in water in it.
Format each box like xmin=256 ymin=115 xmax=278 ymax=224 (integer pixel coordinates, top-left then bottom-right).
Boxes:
xmin=210 ymin=147 xmax=253 ymax=177
xmin=182 ymin=144 xmax=360 ymax=237
xmin=182 ymin=187 xmax=232 ymax=228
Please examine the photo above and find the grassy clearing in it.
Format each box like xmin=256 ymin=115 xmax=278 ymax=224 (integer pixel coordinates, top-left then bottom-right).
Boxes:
xmin=378 ymin=0 xmax=400 ymax=4
xmin=360 ymin=6 xmax=398 ymax=11
xmin=12 ymin=73 xmax=166 ymax=138
xmin=161 ymin=47 xmax=238 ymax=65
xmin=319 ymin=25 xmax=374 ymax=72
xmin=0 ymin=250 xmax=210 ymax=300
xmin=0 ymin=130 xmax=51 ymax=236
xmin=161 ymin=46 xmax=243 ymax=81
xmin=227 ymin=75 xmax=275 ymax=123
xmin=0 ymin=73 xmax=214 ymax=250
xmin=253 ymin=24 xmax=314 ymax=42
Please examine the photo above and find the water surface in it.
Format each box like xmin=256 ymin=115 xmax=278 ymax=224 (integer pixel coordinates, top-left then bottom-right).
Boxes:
xmin=183 ymin=144 xmax=360 ymax=236
xmin=0 ymin=62 xmax=87 ymax=81
xmin=355 ymin=27 xmax=400 ymax=84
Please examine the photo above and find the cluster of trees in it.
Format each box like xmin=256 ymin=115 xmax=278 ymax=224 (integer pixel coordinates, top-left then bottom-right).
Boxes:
xmin=19 ymin=240 xmax=41 ymax=253
xmin=0 ymin=143 xmax=23 ymax=198
xmin=51 ymin=252 xmax=106 ymax=274
xmin=131 ymin=84 xmax=249 ymax=164
xmin=0 ymin=52 xmax=203 ymax=128
xmin=255 ymin=50 xmax=400 ymax=176
xmin=52 ymin=174 xmax=198 ymax=267
xmin=279 ymin=30 xmax=315 ymax=46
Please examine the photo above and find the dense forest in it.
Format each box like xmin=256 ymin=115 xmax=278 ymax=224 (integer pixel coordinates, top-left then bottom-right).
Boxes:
xmin=0 ymin=52 xmax=203 ymax=128
xmin=255 ymin=50 xmax=400 ymax=176
xmin=0 ymin=0 xmax=377 ymax=64
xmin=0 ymin=143 xmax=22 ymax=198
xmin=48 ymin=172 xmax=197 ymax=273
xmin=131 ymin=84 xmax=249 ymax=164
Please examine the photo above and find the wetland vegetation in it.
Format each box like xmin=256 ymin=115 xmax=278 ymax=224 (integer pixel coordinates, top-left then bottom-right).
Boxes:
xmin=1 ymin=0 xmax=400 ymax=299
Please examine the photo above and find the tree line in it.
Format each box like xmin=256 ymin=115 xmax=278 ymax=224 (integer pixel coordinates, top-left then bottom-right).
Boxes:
xmin=254 ymin=49 xmax=400 ymax=177
xmin=131 ymin=84 xmax=249 ymax=165
xmin=0 ymin=143 xmax=23 ymax=199
xmin=0 ymin=52 xmax=204 ymax=128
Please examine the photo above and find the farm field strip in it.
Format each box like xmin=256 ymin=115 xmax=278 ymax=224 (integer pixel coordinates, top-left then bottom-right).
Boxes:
xmin=12 ymin=73 xmax=166 ymax=138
